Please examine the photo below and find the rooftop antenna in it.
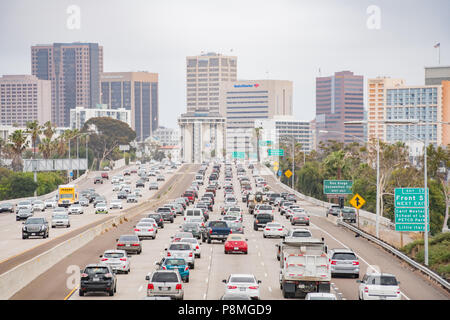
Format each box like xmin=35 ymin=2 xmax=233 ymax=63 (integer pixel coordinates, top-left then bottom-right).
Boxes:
xmin=318 ymin=67 xmax=322 ymax=77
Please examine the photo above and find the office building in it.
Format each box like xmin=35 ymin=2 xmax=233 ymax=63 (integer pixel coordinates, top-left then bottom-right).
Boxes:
xmin=31 ymin=42 xmax=103 ymax=127
xmin=425 ymin=66 xmax=450 ymax=85
xmin=0 ymin=75 xmax=51 ymax=126
xmin=367 ymin=77 xmax=405 ymax=142
xmin=69 ymin=104 xmax=131 ymax=130
xmin=186 ymin=53 xmax=237 ymax=114
xmin=101 ymin=72 xmax=158 ymax=141
xmin=153 ymin=127 xmax=180 ymax=146
xmin=178 ymin=110 xmax=226 ymax=163
xmin=219 ymin=80 xmax=293 ymax=158
xmin=255 ymin=116 xmax=312 ymax=163
xmin=316 ymin=71 xmax=364 ymax=144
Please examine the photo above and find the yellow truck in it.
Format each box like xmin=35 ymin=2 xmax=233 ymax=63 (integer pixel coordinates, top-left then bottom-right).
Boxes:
xmin=58 ymin=184 xmax=78 ymax=207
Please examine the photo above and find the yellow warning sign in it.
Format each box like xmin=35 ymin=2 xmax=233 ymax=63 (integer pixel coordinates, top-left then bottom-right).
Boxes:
xmin=350 ymin=194 xmax=366 ymax=209
xmin=285 ymin=169 xmax=293 ymax=178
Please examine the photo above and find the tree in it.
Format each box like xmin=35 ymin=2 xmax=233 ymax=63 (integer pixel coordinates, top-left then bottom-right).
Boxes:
xmin=254 ymin=127 xmax=262 ymax=163
xmin=26 ymin=120 xmax=42 ymax=159
xmin=1 ymin=173 xmax=37 ymax=199
xmin=7 ymin=130 xmax=29 ymax=171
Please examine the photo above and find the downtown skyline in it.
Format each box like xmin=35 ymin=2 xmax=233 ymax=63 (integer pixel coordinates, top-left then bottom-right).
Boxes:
xmin=0 ymin=0 xmax=448 ymax=129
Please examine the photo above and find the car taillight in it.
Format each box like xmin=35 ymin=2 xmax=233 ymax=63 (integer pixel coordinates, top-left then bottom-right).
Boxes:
xmin=167 ymin=252 xmax=171 ymax=256
xmin=227 ymin=285 xmax=237 ymax=289
xmin=184 ymin=266 xmax=189 ymax=271
xmin=148 ymin=229 xmax=154 ymax=232
xmin=364 ymin=286 xmax=369 ymax=293
xmin=331 ymin=260 xmax=337 ymax=265
xmin=176 ymin=284 xmax=182 ymax=290
xmin=255 ymin=220 xmax=259 ymax=223
xmin=148 ymin=283 xmax=154 ymax=290
xmin=196 ymin=245 xmax=199 ymax=249
xmin=134 ymin=229 xmax=140 ymax=232
xmin=120 ymin=258 xmax=127 ymax=261
xmin=209 ymin=229 xmax=212 ymax=234
xmin=101 ymin=258 xmax=108 ymax=261
xmin=249 ymin=286 xmax=259 ymax=289
xmin=81 ymin=273 xmax=88 ymax=278
xmin=131 ymin=243 xmax=139 ymax=246
xmin=265 ymin=228 xmax=270 ymax=231
xmin=104 ymin=273 xmax=112 ymax=278
xmin=352 ymin=261 xmax=359 ymax=265
xmin=278 ymin=228 xmax=283 ymax=231
xmin=162 ymin=266 xmax=167 ymax=270
xmin=189 ymin=252 xmax=193 ymax=257
xmin=117 ymin=243 xmax=125 ymax=246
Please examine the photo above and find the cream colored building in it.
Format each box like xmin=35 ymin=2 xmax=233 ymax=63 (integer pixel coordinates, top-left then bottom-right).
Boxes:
xmin=186 ymin=53 xmax=237 ymax=114
xmin=0 ymin=75 xmax=51 ymax=126
xmin=219 ymin=80 xmax=293 ymax=158
xmin=367 ymin=77 xmax=405 ymax=142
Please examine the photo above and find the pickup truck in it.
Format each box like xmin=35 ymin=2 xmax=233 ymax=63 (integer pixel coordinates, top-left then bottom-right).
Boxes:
xmin=202 ymin=220 xmax=231 ymax=244
xmin=279 ymin=238 xmax=330 ymax=298
xmin=253 ymin=213 xmax=274 ymax=231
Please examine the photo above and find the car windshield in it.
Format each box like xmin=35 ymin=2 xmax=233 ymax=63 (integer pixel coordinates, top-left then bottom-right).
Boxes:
xmin=257 ymin=214 xmax=272 ymax=219
xmin=333 ymin=253 xmax=357 ymax=260
xmin=119 ymin=236 xmax=139 ymax=242
xmin=25 ymin=218 xmax=44 ymax=224
xmin=368 ymin=276 xmax=398 ymax=286
xmin=158 ymin=208 xmax=170 ymax=212
xmin=137 ymin=223 xmax=153 ymax=227
xmin=259 ymin=206 xmax=272 ymax=210
xmin=151 ymin=272 xmax=178 ymax=282
xmin=267 ymin=223 xmax=281 ymax=227
xmin=165 ymin=259 xmax=186 ymax=266
xmin=183 ymin=223 xmax=198 ymax=229
xmin=342 ymin=208 xmax=356 ymax=213
xmin=104 ymin=252 xmax=124 ymax=259
xmin=291 ymin=231 xmax=311 ymax=237
xmin=53 ymin=214 xmax=68 ymax=219
xmin=209 ymin=221 xmax=228 ymax=228
xmin=180 ymin=238 xmax=197 ymax=244
xmin=169 ymin=244 xmax=191 ymax=250
xmin=85 ymin=267 xmax=109 ymax=274
xmin=19 ymin=201 xmax=31 ymax=206
xmin=229 ymin=277 xmax=255 ymax=283
xmin=228 ymin=236 xmax=245 ymax=241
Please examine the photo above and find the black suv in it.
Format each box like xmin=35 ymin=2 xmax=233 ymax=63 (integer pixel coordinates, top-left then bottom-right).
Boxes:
xmin=156 ymin=207 xmax=174 ymax=223
xmin=147 ymin=213 xmax=164 ymax=228
xmin=22 ymin=217 xmax=49 ymax=239
xmin=79 ymin=264 xmax=117 ymax=296
xmin=253 ymin=213 xmax=274 ymax=231
xmin=94 ymin=176 xmax=103 ymax=184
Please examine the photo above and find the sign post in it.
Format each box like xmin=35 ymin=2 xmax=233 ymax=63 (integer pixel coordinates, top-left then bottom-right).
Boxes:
xmin=350 ymin=193 xmax=366 ymax=229
xmin=394 ymin=188 xmax=429 ymax=232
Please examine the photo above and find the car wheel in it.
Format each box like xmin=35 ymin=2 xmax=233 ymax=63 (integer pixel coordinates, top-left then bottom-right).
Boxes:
xmin=207 ymin=238 xmax=211 ymax=244
xmin=263 ymin=234 xmax=266 ymax=238
xmin=109 ymin=289 xmax=114 ymax=296
xmin=224 ymin=250 xmax=228 ymax=254
xmin=52 ymin=226 xmax=55 ymax=228
xmin=79 ymin=290 xmax=84 ymax=296
xmin=185 ymin=277 xmax=189 ymax=283
xmin=22 ymin=235 xmax=27 ymax=239
xmin=190 ymin=264 xmax=195 ymax=270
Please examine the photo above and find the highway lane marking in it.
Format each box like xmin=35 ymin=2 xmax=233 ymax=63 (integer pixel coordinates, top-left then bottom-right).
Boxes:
xmin=311 ymin=222 xmax=411 ymax=300
xmin=64 ymin=285 xmax=78 ymax=300
xmin=268 ymin=286 xmax=272 ymax=292
xmin=138 ymin=285 xmax=143 ymax=292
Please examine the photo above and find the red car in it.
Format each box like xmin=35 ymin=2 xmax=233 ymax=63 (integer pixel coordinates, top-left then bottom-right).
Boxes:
xmin=183 ymin=192 xmax=195 ymax=203
xmin=224 ymin=234 xmax=248 ymax=254
xmin=101 ymin=172 xmax=109 ymax=179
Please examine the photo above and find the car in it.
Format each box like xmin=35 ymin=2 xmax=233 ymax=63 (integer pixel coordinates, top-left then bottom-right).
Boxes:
xmin=134 ymin=189 xmax=143 ymax=198
xmin=180 ymin=222 xmax=202 ymax=239
xmin=220 ymin=293 xmax=252 ymax=300
xmin=148 ymin=182 xmax=159 ymax=190
xmin=147 ymin=213 xmax=164 ymax=228
xmin=126 ymin=194 xmax=138 ymax=203
xmin=101 ymin=172 xmax=109 ymax=179
xmin=93 ymin=196 xmax=107 ymax=205
xmin=16 ymin=208 xmax=33 ymax=221
xmin=22 ymin=217 xmax=49 ymax=239
xmin=99 ymin=250 xmax=131 ymax=274
xmin=116 ymin=234 xmax=142 ymax=254
xmin=79 ymin=197 xmax=89 ymax=207
xmin=165 ymin=242 xmax=195 ymax=269
xmin=134 ymin=222 xmax=157 ymax=239
xmin=169 ymin=203 xmax=184 ymax=215
xmin=179 ymin=237 xmax=201 ymax=258
xmin=94 ymin=176 xmax=103 ymax=184
xmin=357 ymin=273 xmax=401 ymax=300
xmin=329 ymin=248 xmax=360 ymax=278
xmin=95 ymin=203 xmax=109 ymax=214
xmin=253 ymin=213 xmax=273 ymax=231
xmin=68 ymin=204 xmax=84 ymax=214
xmin=145 ymin=270 xmax=184 ymax=300
xmin=224 ymin=234 xmax=248 ymax=254
xmin=51 ymin=213 xmax=70 ymax=228
xmin=79 ymin=264 xmax=117 ymax=296
xmin=136 ymin=179 xmax=145 ymax=188
xmin=123 ymin=170 xmax=130 ymax=176
xmin=109 ymin=199 xmax=123 ymax=210
xmin=112 ymin=184 xmax=120 ymax=192
xmin=32 ymin=200 xmax=45 ymax=212
xmin=305 ymin=292 xmax=338 ymax=300
xmin=263 ymin=222 xmax=288 ymax=238
xmin=327 ymin=204 xmax=341 ymax=217
xmin=156 ymin=175 xmax=165 ymax=181
xmin=227 ymin=221 xmax=245 ymax=234
xmin=171 ymin=232 xmax=194 ymax=242
xmin=222 ymin=215 xmax=240 ymax=224
xmin=157 ymin=207 xmax=174 ymax=223
xmin=340 ymin=207 xmax=357 ymax=223
xmin=157 ymin=258 xmax=190 ymax=282
xmin=286 ymin=194 xmax=297 ymax=202
xmin=0 ymin=202 xmax=14 ymax=213
xmin=222 ymin=274 xmax=261 ymax=300
xmin=117 ymin=191 xmax=128 ymax=199
xmin=44 ymin=198 xmax=57 ymax=209
xmin=290 ymin=212 xmax=310 ymax=226
xmin=254 ymin=204 xmax=274 ymax=215
xmin=16 ymin=200 xmax=33 ymax=212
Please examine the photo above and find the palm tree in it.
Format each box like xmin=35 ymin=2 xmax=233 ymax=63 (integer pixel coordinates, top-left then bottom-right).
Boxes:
xmin=39 ymin=137 xmax=54 ymax=159
xmin=254 ymin=127 xmax=262 ymax=163
xmin=26 ymin=120 xmax=42 ymax=159
xmin=8 ymin=130 xmax=29 ymax=171
xmin=42 ymin=121 xmax=55 ymax=140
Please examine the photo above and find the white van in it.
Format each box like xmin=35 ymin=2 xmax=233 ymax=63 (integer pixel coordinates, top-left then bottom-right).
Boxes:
xmin=184 ymin=208 xmax=203 ymax=222
xmin=195 ymin=175 xmax=204 ymax=185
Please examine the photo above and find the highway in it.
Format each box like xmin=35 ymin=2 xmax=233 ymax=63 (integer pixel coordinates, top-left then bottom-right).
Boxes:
xmin=4 ymin=161 xmax=450 ymax=300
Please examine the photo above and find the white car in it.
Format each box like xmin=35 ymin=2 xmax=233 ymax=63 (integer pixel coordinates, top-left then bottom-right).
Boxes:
xmin=32 ymin=200 xmax=45 ymax=212
xmin=357 ymin=273 xmax=401 ymax=300
xmin=305 ymin=293 xmax=337 ymax=300
xmin=263 ymin=222 xmax=288 ymax=238
xmin=44 ymin=198 xmax=57 ymax=209
xmin=100 ymin=249 xmax=130 ymax=274
xmin=112 ymin=184 xmax=120 ymax=192
xmin=222 ymin=215 xmax=240 ymax=224
xmin=51 ymin=213 xmax=70 ymax=228
xmin=110 ymin=199 xmax=123 ymax=209
xmin=223 ymin=274 xmax=261 ymax=300
xmin=139 ymin=218 xmax=159 ymax=231
xmin=68 ymin=204 xmax=84 ymax=214
xmin=165 ymin=242 xmax=195 ymax=269
xmin=134 ymin=222 xmax=157 ymax=239
xmin=180 ymin=237 xmax=201 ymax=258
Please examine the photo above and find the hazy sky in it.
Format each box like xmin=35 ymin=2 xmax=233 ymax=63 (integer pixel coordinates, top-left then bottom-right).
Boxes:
xmin=0 ymin=0 xmax=448 ymax=128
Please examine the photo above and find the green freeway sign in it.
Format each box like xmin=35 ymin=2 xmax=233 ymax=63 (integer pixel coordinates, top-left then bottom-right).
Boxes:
xmin=259 ymin=140 xmax=273 ymax=147
xmin=323 ymin=180 xmax=353 ymax=195
xmin=394 ymin=188 xmax=430 ymax=232
xmin=394 ymin=188 xmax=429 ymax=208
xmin=268 ymin=149 xmax=284 ymax=156
xmin=232 ymin=151 xmax=245 ymax=159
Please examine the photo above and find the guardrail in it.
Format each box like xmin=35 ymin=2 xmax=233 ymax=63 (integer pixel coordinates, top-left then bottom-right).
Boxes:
xmin=338 ymin=219 xmax=450 ymax=292
xmin=0 ymin=164 xmax=186 ymax=300
xmin=258 ymin=165 xmax=450 ymax=292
